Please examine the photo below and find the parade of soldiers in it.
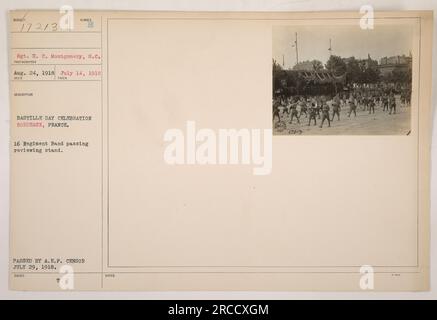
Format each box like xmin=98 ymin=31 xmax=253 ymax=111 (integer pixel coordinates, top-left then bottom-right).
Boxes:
xmin=273 ymin=87 xmax=411 ymax=129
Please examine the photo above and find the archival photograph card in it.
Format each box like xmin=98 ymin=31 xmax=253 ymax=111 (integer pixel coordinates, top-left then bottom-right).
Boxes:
xmin=9 ymin=10 xmax=433 ymax=291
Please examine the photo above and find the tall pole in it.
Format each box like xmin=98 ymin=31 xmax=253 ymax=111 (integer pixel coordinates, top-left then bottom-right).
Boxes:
xmin=295 ymin=32 xmax=299 ymax=65
xmin=282 ymin=54 xmax=284 ymax=67
xmin=328 ymin=38 xmax=332 ymax=56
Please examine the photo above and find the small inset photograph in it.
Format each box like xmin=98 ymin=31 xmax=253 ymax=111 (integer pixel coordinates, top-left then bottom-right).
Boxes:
xmin=272 ymin=24 xmax=413 ymax=135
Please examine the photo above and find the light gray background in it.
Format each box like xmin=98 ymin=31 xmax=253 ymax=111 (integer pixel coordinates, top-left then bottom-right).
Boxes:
xmin=1 ymin=0 xmax=436 ymax=299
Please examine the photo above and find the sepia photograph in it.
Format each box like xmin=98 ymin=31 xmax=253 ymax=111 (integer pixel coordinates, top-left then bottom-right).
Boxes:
xmin=272 ymin=24 xmax=413 ymax=135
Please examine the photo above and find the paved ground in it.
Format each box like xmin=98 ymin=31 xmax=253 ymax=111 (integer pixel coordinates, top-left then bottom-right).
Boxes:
xmin=273 ymin=100 xmax=411 ymax=136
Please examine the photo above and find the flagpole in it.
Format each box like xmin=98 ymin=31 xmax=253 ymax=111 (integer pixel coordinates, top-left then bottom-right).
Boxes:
xmin=329 ymin=38 xmax=332 ymax=56
xmin=295 ymin=32 xmax=299 ymax=65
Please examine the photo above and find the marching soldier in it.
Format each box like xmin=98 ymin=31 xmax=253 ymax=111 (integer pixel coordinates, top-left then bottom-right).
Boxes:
xmin=289 ymin=98 xmax=300 ymax=124
xmin=319 ymin=100 xmax=331 ymax=128
xmin=315 ymin=96 xmax=322 ymax=119
xmin=400 ymin=92 xmax=406 ymax=107
xmin=308 ymin=102 xmax=317 ymax=126
xmin=298 ymin=97 xmax=308 ymax=118
xmin=331 ymin=96 xmax=341 ymax=121
xmin=273 ymin=98 xmax=281 ymax=123
xmin=281 ymin=97 xmax=289 ymax=119
xmin=406 ymin=89 xmax=411 ymax=106
xmin=347 ymin=98 xmax=357 ymax=118
xmin=375 ymin=94 xmax=381 ymax=108
xmin=368 ymin=96 xmax=375 ymax=114
xmin=382 ymin=93 xmax=389 ymax=112
xmin=359 ymin=94 xmax=366 ymax=111
xmin=389 ymin=93 xmax=396 ymax=115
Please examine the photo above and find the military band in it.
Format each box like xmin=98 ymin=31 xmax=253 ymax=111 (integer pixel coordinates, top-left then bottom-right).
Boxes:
xmin=273 ymin=88 xmax=410 ymax=129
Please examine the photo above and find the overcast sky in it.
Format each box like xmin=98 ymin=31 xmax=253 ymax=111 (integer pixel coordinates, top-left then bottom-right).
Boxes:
xmin=273 ymin=24 xmax=413 ymax=69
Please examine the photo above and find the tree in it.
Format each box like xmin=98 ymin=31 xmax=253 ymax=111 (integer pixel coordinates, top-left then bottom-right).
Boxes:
xmin=325 ymin=55 xmax=347 ymax=76
xmin=345 ymin=57 xmax=362 ymax=84
xmin=362 ymin=67 xmax=380 ymax=84
xmin=272 ymin=59 xmax=283 ymax=72
xmin=390 ymin=65 xmax=411 ymax=83
xmin=312 ymin=60 xmax=324 ymax=71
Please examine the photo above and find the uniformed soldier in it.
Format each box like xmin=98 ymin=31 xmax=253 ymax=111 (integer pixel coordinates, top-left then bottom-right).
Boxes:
xmin=368 ymin=96 xmax=375 ymax=114
xmin=289 ymin=98 xmax=300 ymax=124
xmin=308 ymin=102 xmax=317 ymax=126
xmin=375 ymin=93 xmax=381 ymax=108
xmin=347 ymin=98 xmax=357 ymax=117
xmin=358 ymin=94 xmax=365 ymax=111
xmin=331 ymin=96 xmax=341 ymax=121
xmin=273 ymin=98 xmax=281 ymax=122
xmin=278 ymin=98 xmax=287 ymax=118
xmin=362 ymin=94 xmax=369 ymax=112
xmin=406 ymin=89 xmax=411 ymax=106
xmin=319 ymin=100 xmax=331 ymax=128
xmin=400 ymin=92 xmax=406 ymax=107
xmin=382 ymin=93 xmax=389 ymax=112
xmin=315 ymin=96 xmax=322 ymax=119
xmin=298 ymin=97 xmax=308 ymax=118
xmin=388 ymin=93 xmax=396 ymax=115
